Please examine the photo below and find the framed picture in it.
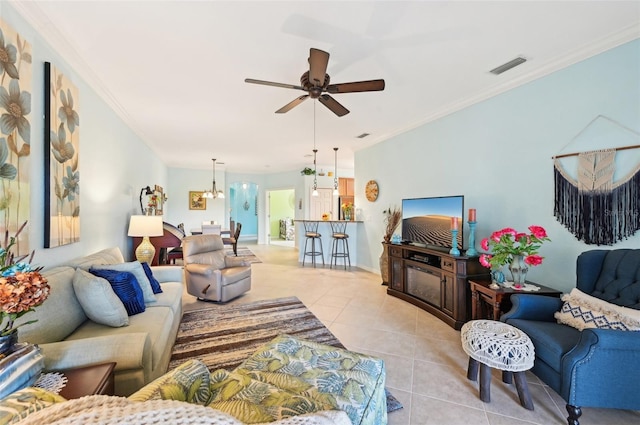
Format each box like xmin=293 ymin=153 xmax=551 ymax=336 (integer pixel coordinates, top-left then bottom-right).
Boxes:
xmin=189 ymin=191 xmax=206 ymax=210
xmin=151 ymin=185 xmax=164 ymax=215
xmin=0 ymin=20 xmax=32 ymax=255
xmin=44 ymin=61 xmax=80 ymax=248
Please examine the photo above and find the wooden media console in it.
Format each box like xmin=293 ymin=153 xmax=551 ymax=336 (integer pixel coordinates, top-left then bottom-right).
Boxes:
xmin=385 ymin=243 xmax=489 ymax=330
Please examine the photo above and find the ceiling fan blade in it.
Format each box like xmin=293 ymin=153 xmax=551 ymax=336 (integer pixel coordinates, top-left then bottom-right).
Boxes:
xmin=245 ymin=78 xmax=304 ymax=91
xmin=308 ymin=48 xmax=330 ymax=87
xmin=319 ymin=94 xmax=349 ymax=117
xmin=326 ymin=79 xmax=385 ymax=94
xmin=275 ymin=95 xmax=309 ymax=114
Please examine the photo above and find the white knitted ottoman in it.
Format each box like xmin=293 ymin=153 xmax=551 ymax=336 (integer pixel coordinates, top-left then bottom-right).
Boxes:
xmin=460 ymin=320 xmax=535 ymax=410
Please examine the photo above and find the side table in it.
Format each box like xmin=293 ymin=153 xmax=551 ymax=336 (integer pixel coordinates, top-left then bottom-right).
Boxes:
xmin=55 ymin=362 xmax=116 ymax=399
xmin=469 ymin=279 xmax=562 ymax=321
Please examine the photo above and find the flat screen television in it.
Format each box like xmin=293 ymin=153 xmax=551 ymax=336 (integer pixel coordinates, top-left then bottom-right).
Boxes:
xmin=401 ymin=195 xmax=464 ymax=250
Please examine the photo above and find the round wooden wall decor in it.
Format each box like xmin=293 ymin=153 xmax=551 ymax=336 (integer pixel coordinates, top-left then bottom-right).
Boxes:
xmin=365 ymin=180 xmax=379 ymax=202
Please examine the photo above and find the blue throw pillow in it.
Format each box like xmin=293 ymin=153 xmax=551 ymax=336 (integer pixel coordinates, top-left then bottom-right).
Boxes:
xmin=89 ymin=268 xmax=146 ymax=316
xmin=141 ymin=262 xmax=163 ymax=294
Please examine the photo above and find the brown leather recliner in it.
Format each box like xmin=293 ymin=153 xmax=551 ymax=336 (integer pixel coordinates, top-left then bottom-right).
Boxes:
xmin=182 ymin=234 xmax=251 ymax=302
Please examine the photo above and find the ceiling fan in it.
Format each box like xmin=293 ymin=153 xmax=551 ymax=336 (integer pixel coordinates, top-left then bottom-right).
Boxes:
xmin=245 ymin=48 xmax=385 ymax=117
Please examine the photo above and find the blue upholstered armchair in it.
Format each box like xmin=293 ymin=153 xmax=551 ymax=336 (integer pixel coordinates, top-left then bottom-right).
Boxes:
xmin=501 ymin=249 xmax=640 ymax=425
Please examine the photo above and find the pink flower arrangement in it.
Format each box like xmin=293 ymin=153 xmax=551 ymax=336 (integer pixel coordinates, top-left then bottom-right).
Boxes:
xmin=479 ymin=225 xmax=550 ymax=270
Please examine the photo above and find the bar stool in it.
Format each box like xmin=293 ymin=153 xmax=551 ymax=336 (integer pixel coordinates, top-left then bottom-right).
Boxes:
xmin=302 ymin=221 xmax=324 ymax=268
xmin=330 ymin=221 xmax=351 ymax=269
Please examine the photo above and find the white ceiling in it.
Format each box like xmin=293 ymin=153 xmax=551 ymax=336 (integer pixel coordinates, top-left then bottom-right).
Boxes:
xmin=12 ymin=1 xmax=640 ymax=174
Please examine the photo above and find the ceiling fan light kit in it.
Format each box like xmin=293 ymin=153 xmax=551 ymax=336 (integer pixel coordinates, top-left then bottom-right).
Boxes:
xmin=245 ymin=47 xmax=385 ymax=117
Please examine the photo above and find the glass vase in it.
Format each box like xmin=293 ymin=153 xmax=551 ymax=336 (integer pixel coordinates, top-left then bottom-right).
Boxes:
xmin=0 ymin=330 xmax=18 ymax=355
xmin=509 ymin=255 xmax=529 ymax=285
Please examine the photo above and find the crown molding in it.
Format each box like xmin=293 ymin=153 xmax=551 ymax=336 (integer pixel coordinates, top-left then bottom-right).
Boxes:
xmin=9 ymin=1 xmax=154 ymax=151
xmin=11 ymin=1 xmax=639 ymax=159
xmin=365 ymin=23 xmax=640 ymax=149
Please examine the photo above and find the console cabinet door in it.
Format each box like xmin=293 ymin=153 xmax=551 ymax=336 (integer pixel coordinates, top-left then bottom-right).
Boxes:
xmin=441 ymin=273 xmax=455 ymax=315
xmin=390 ymin=257 xmax=404 ymax=292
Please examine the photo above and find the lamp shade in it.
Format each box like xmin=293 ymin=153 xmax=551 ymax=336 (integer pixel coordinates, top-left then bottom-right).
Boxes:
xmin=128 ymin=215 xmax=163 ymax=237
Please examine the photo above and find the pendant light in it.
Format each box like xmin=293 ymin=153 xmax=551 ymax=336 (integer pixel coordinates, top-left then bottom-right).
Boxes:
xmin=312 ymin=148 xmax=319 ymax=197
xmin=333 ymin=147 xmax=339 ymax=195
xmin=312 ymin=101 xmax=319 ymax=197
xmin=203 ymin=158 xmax=225 ymax=199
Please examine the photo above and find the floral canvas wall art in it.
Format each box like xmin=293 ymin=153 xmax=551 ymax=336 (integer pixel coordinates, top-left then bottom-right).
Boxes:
xmin=44 ymin=62 xmax=80 ymax=247
xmin=189 ymin=191 xmax=206 ymax=210
xmin=0 ymin=20 xmax=32 ymax=256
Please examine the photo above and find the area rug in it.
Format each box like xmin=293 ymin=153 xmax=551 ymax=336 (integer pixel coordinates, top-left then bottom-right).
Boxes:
xmin=169 ymin=296 xmax=403 ymax=413
xmin=224 ymin=246 xmax=262 ymax=263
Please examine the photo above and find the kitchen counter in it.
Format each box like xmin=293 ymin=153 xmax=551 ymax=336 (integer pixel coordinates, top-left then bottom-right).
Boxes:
xmin=294 ymin=220 xmax=362 ymax=266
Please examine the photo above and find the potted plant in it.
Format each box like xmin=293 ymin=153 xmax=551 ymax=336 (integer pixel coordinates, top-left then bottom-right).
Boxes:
xmin=479 ymin=225 xmax=550 ymax=287
xmin=300 ymin=167 xmax=315 ymax=176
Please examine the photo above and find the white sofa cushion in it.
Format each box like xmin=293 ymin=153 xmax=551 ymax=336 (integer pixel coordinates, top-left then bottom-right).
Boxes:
xmin=16 ymin=266 xmax=87 ymax=344
xmin=72 ymin=269 xmax=129 ymax=327
xmin=62 ymin=247 xmax=125 ymax=270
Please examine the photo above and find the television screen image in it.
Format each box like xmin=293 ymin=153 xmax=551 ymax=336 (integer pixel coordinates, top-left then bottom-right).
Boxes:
xmin=402 ymin=196 xmax=464 ymax=250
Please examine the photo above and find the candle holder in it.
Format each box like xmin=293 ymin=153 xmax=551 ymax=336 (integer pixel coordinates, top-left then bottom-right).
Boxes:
xmin=449 ymin=229 xmax=460 ymax=256
xmin=467 ymin=221 xmax=478 ymax=257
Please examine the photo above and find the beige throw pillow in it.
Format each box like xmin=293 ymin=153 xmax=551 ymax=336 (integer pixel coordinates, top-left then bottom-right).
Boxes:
xmin=72 ymin=269 xmax=129 ymax=327
xmin=555 ymin=288 xmax=640 ymax=331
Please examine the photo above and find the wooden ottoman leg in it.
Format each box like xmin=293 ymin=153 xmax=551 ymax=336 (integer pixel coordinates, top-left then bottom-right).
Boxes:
xmin=514 ymin=371 xmax=534 ymax=410
xmin=502 ymin=370 xmax=513 ymax=384
xmin=479 ymin=363 xmax=492 ymax=403
xmin=467 ymin=357 xmax=479 ymax=381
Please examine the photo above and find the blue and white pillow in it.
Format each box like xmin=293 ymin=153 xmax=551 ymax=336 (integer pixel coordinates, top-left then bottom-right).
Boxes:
xmin=555 ymin=288 xmax=640 ymax=331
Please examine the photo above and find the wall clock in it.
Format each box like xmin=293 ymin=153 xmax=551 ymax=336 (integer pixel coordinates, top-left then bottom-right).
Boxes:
xmin=365 ymin=180 xmax=379 ymax=202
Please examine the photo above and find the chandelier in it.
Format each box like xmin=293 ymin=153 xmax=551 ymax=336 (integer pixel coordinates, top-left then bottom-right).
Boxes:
xmin=203 ymin=158 xmax=225 ymax=199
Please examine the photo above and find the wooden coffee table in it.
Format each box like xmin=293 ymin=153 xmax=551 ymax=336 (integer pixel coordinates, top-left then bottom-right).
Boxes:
xmin=55 ymin=362 xmax=116 ymax=399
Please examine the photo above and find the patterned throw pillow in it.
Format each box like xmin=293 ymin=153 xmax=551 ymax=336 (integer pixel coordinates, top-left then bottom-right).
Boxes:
xmin=141 ymin=262 xmax=163 ymax=294
xmin=91 ymin=261 xmax=157 ymax=304
xmin=555 ymin=288 xmax=640 ymax=331
xmin=0 ymin=387 xmax=66 ymax=424
xmin=129 ymin=359 xmax=210 ymax=405
xmin=89 ymin=268 xmax=146 ymax=316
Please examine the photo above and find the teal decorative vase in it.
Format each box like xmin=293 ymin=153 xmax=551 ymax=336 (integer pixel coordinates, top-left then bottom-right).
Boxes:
xmin=492 ymin=270 xmax=505 ymax=284
xmin=509 ymin=255 xmax=529 ymax=284
xmin=0 ymin=330 xmax=18 ymax=355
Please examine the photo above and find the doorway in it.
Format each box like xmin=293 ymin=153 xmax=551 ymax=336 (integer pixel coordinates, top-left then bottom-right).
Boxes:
xmin=267 ymin=189 xmax=295 ymax=246
xmin=229 ymin=182 xmax=259 ymax=243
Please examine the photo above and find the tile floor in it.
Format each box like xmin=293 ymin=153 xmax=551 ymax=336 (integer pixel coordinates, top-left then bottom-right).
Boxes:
xmin=181 ymin=243 xmax=640 ymax=425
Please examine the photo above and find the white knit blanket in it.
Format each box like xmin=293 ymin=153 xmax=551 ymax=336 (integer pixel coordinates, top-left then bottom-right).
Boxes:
xmin=18 ymin=395 xmax=351 ymax=425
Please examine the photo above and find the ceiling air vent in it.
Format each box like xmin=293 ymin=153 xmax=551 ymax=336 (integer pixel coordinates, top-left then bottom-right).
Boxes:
xmin=490 ymin=57 xmax=527 ymax=75
xmin=356 ymin=133 xmax=370 ymax=139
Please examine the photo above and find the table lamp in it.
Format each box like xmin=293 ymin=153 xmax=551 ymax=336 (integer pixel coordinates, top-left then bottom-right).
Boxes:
xmin=128 ymin=215 xmax=163 ymax=264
